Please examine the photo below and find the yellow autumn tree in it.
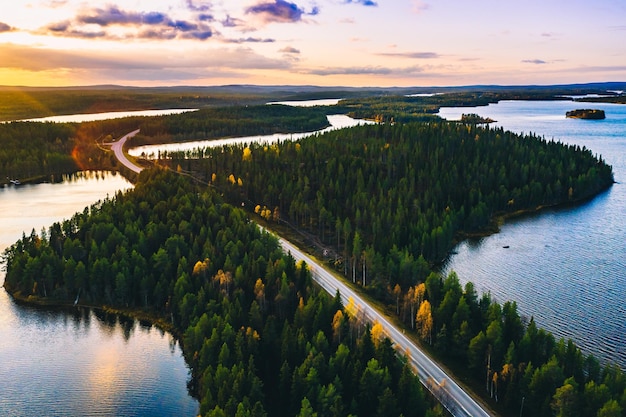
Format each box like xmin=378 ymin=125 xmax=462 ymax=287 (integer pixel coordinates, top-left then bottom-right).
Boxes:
xmin=371 ymin=321 xmax=384 ymax=348
xmin=416 ymin=300 xmax=433 ymax=344
xmin=213 ymin=269 xmax=232 ymax=295
xmin=192 ymin=258 xmax=210 ymax=279
xmin=242 ymin=147 xmax=252 ymax=161
xmin=332 ymin=310 xmax=344 ymax=344
xmin=254 ymin=278 xmax=266 ymax=311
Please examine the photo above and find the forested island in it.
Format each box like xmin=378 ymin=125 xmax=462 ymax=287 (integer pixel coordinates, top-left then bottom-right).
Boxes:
xmin=566 ymin=109 xmax=606 ymax=119
xmin=2 ymin=86 xmax=625 ymax=417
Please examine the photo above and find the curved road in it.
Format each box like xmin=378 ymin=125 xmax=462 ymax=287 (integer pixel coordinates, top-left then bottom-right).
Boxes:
xmin=110 ymin=129 xmax=142 ymax=173
xmin=111 ymin=129 xmax=493 ymax=417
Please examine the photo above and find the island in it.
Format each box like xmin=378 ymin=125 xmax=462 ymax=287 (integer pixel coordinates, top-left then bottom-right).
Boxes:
xmin=566 ymin=108 xmax=606 ymax=119
xmin=460 ymin=113 xmax=496 ymax=124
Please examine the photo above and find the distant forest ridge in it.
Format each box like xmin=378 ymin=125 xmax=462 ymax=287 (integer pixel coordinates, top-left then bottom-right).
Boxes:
xmin=1 ymin=81 xmax=625 ymax=123
xmin=2 ymin=81 xmax=626 ymax=93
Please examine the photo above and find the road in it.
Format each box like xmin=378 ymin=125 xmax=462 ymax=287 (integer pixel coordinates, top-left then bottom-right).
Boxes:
xmin=109 ymin=130 xmax=493 ymax=416
xmin=275 ymin=236 xmax=493 ymax=417
xmin=109 ymin=129 xmax=142 ymax=173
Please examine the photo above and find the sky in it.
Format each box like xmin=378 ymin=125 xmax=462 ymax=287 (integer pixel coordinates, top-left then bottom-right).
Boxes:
xmin=0 ymin=0 xmax=625 ymax=87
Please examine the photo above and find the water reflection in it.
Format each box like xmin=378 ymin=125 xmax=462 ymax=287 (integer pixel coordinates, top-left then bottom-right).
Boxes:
xmin=0 ymin=294 xmax=198 ymax=417
xmin=0 ymin=172 xmax=198 ymax=416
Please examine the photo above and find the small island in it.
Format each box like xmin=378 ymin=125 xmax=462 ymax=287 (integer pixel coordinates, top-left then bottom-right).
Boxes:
xmin=566 ymin=108 xmax=606 ymax=119
xmin=460 ymin=113 xmax=496 ymax=124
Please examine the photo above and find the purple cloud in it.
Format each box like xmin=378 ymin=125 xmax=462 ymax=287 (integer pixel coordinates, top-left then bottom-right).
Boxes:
xmin=221 ymin=15 xmax=243 ymax=28
xmin=198 ymin=13 xmax=214 ymax=22
xmin=280 ymin=46 xmax=300 ymax=54
xmin=224 ymin=37 xmax=275 ymax=43
xmin=168 ymin=20 xmax=198 ymax=31
xmin=522 ymin=59 xmax=547 ymax=64
xmin=246 ymin=0 xmax=316 ymax=24
xmin=44 ymin=5 xmax=216 ymax=41
xmin=309 ymin=66 xmax=393 ymax=76
xmin=344 ymin=0 xmax=378 ymax=6
xmin=186 ymin=0 xmax=211 ymax=12
xmin=76 ymin=6 xmax=173 ymax=27
xmin=0 ymin=22 xmax=14 ymax=32
xmin=379 ymin=51 xmax=439 ymax=59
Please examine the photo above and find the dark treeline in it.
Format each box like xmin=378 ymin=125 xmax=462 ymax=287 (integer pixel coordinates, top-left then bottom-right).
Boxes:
xmin=2 ymin=169 xmax=443 ymax=417
xmin=0 ymin=105 xmax=330 ymax=182
xmin=0 ymin=88 xmax=277 ymax=122
xmin=129 ymin=105 xmax=330 ymax=146
xmin=0 ymin=122 xmax=78 ymax=181
xmin=163 ymin=121 xmax=622 ymax=416
xmin=0 ymin=118 xmax=144 ymax=182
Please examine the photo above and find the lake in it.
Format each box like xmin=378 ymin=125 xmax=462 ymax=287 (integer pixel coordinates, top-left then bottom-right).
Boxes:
xmin=439 ymin=100 xmax=626 ymax=369
xmin=19 ymin=108 xmax=197 ymax=123
xmin=128 ymin=114 xmax=374 ymax=158
xmin=0 ymin=171 xmax=199 ymax=416
xmin=267 ymin=98 xmax=342 ymax=107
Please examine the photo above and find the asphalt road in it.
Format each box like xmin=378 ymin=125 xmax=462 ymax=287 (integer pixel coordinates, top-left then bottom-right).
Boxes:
xmin=275 ymin=236 xmax=493 ymax=417
xmin=110 ymin=129 xmax=142 ymax=173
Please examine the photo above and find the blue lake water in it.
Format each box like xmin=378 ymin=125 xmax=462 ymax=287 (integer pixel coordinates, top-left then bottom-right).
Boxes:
xmin=0 ymin=172 xmax=199 ymax=416
xmin=439 ymin=100 xmax=626 ymax=368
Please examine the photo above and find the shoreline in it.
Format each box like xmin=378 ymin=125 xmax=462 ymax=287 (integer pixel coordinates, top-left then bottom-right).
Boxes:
xmin=4 ymin=286 xmax=180 ymax=339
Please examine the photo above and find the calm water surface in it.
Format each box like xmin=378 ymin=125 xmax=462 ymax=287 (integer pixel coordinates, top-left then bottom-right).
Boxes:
xmin=19 ymin=108 xmax=197 ymax=123
xmin=439 ymin=100 xmax=626 ymax=368
xmin=0 ymin=172 xmax=199 ymax=416
xmin=267 ymin=98 xmax=342 ymax=107
xmin=129 ymin=114 xmax=374 ymax=157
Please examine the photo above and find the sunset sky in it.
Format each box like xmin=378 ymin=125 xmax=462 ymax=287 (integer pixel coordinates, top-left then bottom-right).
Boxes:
xmin=1 ymin=0 xmax=625 ymax=87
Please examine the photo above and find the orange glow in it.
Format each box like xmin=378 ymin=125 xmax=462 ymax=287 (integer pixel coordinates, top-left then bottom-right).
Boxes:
xmin=71 ymin=146 xmax=87 ymax=171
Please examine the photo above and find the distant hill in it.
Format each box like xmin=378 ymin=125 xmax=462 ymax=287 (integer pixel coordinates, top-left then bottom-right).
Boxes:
xmin=2 ymin=81 xmax=625 ymax=96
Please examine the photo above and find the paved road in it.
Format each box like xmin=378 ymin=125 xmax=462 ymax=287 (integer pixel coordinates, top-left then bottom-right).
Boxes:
xmin=275 ymin=236 xmax=493 ymax=417
xmin=110 ymin=129 xmax=142 ymax=173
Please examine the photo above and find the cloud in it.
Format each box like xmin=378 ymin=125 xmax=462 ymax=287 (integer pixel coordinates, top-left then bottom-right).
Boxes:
xmin=224 ymin=37 xmax=275 ymax=43
xmin=305 ymin=64 xmax=433 ymax=77
xmin=307 ymin=66 xmax=396 ymax=76
xmin=378 ymin=51 xmax=439 ymax=59
xmin=343 ymin=0 xmax=378 ymax=6
xmin=0 ymin=43 xmax=292 ymax=74
xmin=42 ymin=5 xmax=215 ymax=41
xmin=245 ymin=0 xmax=318 ymax=24
xmin=0 ymin=22 xmax=14 ymax=32
xmin=279 ymin=46 xmax=300 ymax=54
xmin=198 ymin=14 xmax=214 ymax=22
xmin=522 ymin=59 xmax=547 ymax=65
xmin=77 ymin=6 xmax=161 ymax=26
xmin=186 ymin=0 xmax=212 ymax=12
xmin=221 ymin=15 xmax=245 ymax=28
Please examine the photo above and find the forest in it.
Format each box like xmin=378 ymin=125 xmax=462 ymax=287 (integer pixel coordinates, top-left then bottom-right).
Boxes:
xmin=155 ymin=120 xmax=621 ymax=417
xmin=0 ymin=105 xmax=328 ymax=183
xmin=1 ymin=88 xmax=624 ymax=416
xmin=2 ymin=169 xmax=442 ymax=417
